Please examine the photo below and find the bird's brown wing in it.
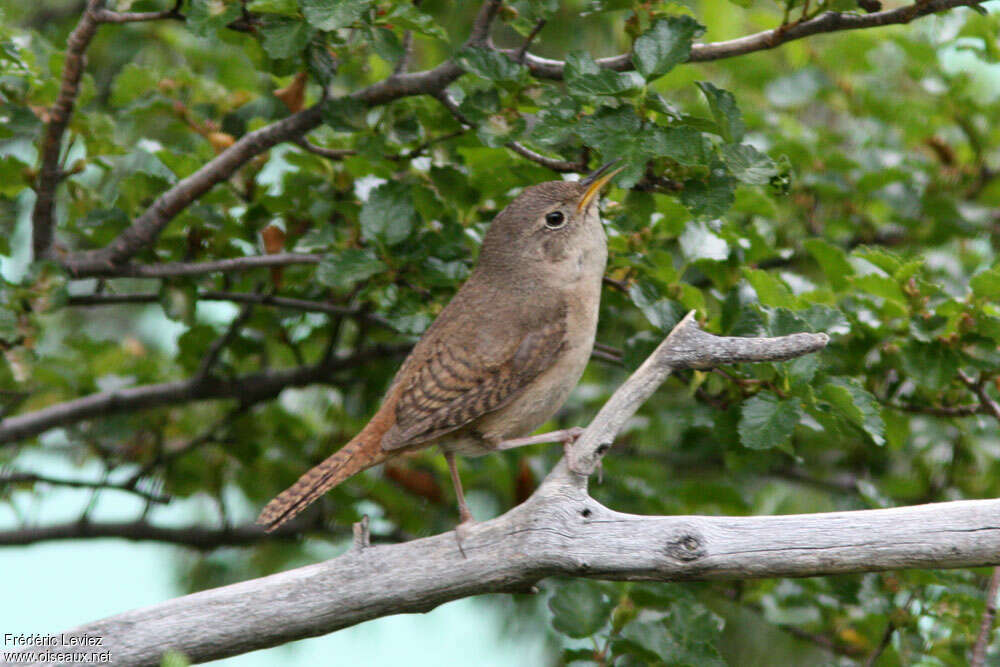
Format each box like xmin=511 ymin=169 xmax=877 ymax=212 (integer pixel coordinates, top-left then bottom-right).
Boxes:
xmin=381 ymin=314 xmax=567 ymax=450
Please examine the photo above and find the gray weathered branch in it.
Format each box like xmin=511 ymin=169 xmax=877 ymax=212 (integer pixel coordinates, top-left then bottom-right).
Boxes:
xmin=564 ymin=312 xmax=827 ymax=476
xmin=22 ymin=315 xmax=973 ymax=667
xmin=24 ymin=494 xmax=1000 ymax=666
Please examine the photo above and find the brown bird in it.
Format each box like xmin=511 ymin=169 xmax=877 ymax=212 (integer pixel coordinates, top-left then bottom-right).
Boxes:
xmin=257 ymin=163 xmax=621 ymax=532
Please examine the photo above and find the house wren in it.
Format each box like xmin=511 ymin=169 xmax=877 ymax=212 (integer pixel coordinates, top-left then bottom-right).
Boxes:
xmin=257 ymin=163 xmax=621 ymax=531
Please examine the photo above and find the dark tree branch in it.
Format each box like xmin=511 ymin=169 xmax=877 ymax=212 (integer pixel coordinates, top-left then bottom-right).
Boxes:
xmin=0 ymin=471 xmax=170 ymax=504
xmin=507 ymin=0 xmax=986 ymax=79
xmin=93 ymin=6 xmax=185 ymax=23
xmin=0 ymin=517 xmax=342 ymax=549
xmin=30 ymin=0 xmax=102 ymax=261
xmin=434 ymin=89 xmax=587 ymax=173
xmin=59 ymin=105 xmax=326 ymax=276
xmin=0 ymin=344 xmax=410 ymax=445
xmin=886 ymin=400 xmax=986 ymax=417
xmin=74 ymin=253 xmax=324 ymax=279
xmin=57 ymin=0 xmax=505 ymax=278
xmin=195 ymin=299 xmax=256 ymax=380
xmin=960 ymin=371 xmax=1000 ymax=421
xmin=514 ymin=19 xmax=547 ymax=63
xmin=294 ymin=138 xmax=357 ymax=160
xmin=972 ymin=567 xmax=1000 ymax=667
xmin=66 ymin=290 xmax=359 ymax=317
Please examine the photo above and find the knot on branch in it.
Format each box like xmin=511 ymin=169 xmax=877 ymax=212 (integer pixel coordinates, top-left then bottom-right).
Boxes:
xmin=664 ymin=530 xmax=707 ymax=563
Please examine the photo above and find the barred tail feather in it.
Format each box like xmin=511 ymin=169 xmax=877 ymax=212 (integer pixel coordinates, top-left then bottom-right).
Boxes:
xmin=257 ymin=420 xmax=391 ymax=532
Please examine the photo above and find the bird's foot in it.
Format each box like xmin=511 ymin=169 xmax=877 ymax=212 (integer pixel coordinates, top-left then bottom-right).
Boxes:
xmin=454 ymin=515 xmax=476 ymax=559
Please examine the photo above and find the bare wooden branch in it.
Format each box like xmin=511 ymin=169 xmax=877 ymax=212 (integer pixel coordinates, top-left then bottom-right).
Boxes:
xmin=509 ymin=0 xmax=986 ymax=80
xmin=26 ymin=496 xmax=1000 ymax=666
xmin=30 ymin=0 xmax=102 ymax=261
xmin=2 ymin=315 xmax=849 ymax=666
xmin=0 ymin=344 xmax=410 ymax=445
xmin=562 ymin=312 xmax=828 ymax=476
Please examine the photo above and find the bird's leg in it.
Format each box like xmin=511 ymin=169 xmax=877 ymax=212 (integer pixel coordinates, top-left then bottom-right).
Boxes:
xmin=445 ymin=451 xmax=473 ymax=558
xmin=495 ymin=427 xmax=585 ymax=451
xmin=445 ymin=451 xmax=474 ymax=524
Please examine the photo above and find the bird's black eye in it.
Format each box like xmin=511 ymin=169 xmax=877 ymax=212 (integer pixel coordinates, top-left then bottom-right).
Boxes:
xmin=544 ymin=211 xmax=566 ymax=229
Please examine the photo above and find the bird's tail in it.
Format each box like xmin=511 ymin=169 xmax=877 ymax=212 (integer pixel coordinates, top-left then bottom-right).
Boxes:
xmin=256 ymin=413 xmax=393 ymax=532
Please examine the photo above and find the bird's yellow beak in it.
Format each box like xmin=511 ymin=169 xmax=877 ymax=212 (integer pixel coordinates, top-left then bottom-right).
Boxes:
xmin=577 ymin=164 xmax=624 ymax=213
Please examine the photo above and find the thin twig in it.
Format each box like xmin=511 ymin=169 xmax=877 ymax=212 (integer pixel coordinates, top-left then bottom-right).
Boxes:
xmin=960 ymin=371 xmax=1000 ymax=421
xmin=515 ymin=19 xmax=547 ymax=63
xmin=295 ymin=138 xmax=357 ymax=160
xmin=66 ymin=290 xmax=359 ymax=317
xmin=195 ymin=299 xmax=256 ymax=380
xmin=864 ymin=591 xmax=916 ymax=667
xmin=0 ymin=471 xmax=171 ymax=504
xmin=435 ymin=90 xmax=586 ymax=173
xmin=394 ymin=31 xmax=414 ymax=75
xmin=972 ymin=568 xmax=1000 ymax=667
xmin=71 ymin=253 xmax=324 ymax=279
xmin=0 ymin=517 xmax=363 ymax=549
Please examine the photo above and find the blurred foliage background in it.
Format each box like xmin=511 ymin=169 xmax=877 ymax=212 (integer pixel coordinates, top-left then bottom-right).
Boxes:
xmin=2 ymin=0 xmax=1000 ymax=664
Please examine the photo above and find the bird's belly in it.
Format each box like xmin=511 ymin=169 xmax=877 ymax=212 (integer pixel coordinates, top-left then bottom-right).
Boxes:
xmin=443 ymin=294 xmax=599 ymax=457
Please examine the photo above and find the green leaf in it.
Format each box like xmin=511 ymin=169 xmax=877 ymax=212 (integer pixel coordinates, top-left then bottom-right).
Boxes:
xmin=900 ymin=341 xmax=960 ymax=392
xmin=385 ymin=4 xmax=448 ymax=40
xmin=852 ymin=246 xmax=901 ymax=275
xmin=852 ymin=273 xmax=906 ymax=306
xmin=299 ymin=0 xmax=371 ymax=31
xmin=455 ymin=46 xmax=525 ymax=82
xmin=721 ymin=144 xmax=777 ymax=185
xmin=260 ymin=17 xmax=313 ymax=59
xmin=629 ymin=282 xmax=683 ymax=331
xmin=322 ymin=96 xmax=368 ymax=132
xmin=566 ymin=51 xmax=643 ymax=98
xmin=696 ymin=81 xmax=745 ymax=143
xmin=316 ymin=249 xmax=386 ymax=290
xmin=804 ymin=238 xmax=854 ymax=291
xmin=631 ymin=16 xmax=705 ymax=81
xmin=247 ymin=0 xmax=298 ymax=14
xmin=648 ymin=126 xmax=706 ymax=166
xmin=820 ymin=378 xmax=885 ymax=445
xmin=614 ymin=600 xmax=725 ymax=666
xmin=110 ymin=64 xmax=159 ymax=107
xmin=549 ymin=581 xmax=614 ymax=638
xmin=743 ymin=268 xmax=796 ymax=309
xmin=739 ymin=391 xmax=802 ymax=450
xmin=360 ymin=182 xmax=416 ymax=246
xmin=187 ymin=0 xmax=242 ymax=38
xmin=970 ymin=264 xmax=1000 ymax=300
xmin=680 ymin=168 xmax=735 ymax=218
